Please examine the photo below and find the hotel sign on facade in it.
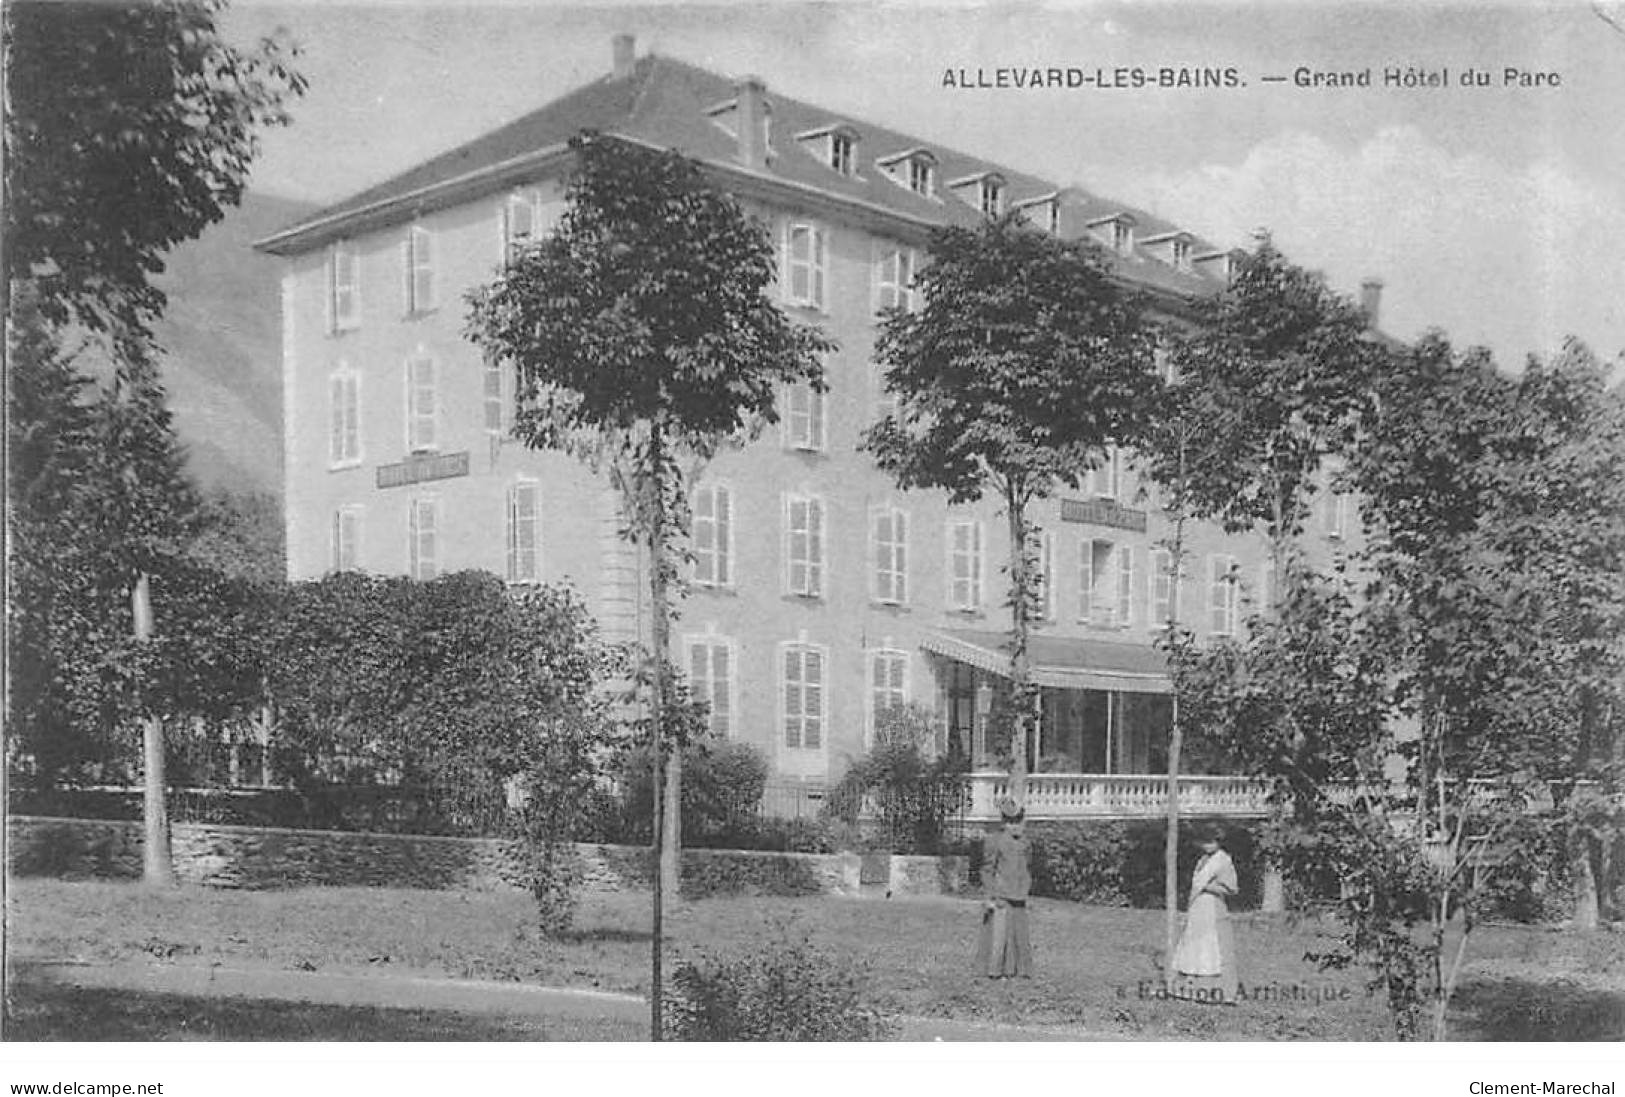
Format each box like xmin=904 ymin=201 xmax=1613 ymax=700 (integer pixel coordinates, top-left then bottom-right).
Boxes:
xmin=1060 ymin=497 xmax=1148 ymax=532
xmin=375 ymin=451 xmax=471 ymax=489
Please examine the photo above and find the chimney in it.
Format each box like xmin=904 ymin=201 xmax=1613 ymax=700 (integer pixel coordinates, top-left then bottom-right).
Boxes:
xmin=1360 ymin=278 xmax=1384 ymax=329
xmin=735 ymin=75 xmax=769 ymax=170
xmin=612 ymin=34 xmax=636 ymax=80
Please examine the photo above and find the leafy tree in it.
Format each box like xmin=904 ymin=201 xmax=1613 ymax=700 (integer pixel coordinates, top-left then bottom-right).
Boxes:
xmin=3 ymin=0 xmax=306 ymax=351
xmin=5 ymin=0 xmax=305 ymax=885
xmin=1133 ymin=334 xmax=1207 ymax=987
xmin=1165 ymin=238 xmax=1380 ymax=577
xmin=864 ymin=214 xmax=1155 ymax=795
xmin=7 ymin=290 xmax=104 ymax=784
xmin=1134 ymin=241 xmax=1383 ymax=983
xmin=265 ymin=571 xmax=625 ymax=931
xmin=190 ymin=489 xmax=286 ymax=585
xmin=466 ymin=133 xmax=831 ymax=1034
xmin=1181 ymin=331 xmax=1625 ymax=1039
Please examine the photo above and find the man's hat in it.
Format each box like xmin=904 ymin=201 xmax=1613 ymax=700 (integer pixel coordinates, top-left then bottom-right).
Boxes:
xmin=996 ymin=795 xmax=1025 ymax=821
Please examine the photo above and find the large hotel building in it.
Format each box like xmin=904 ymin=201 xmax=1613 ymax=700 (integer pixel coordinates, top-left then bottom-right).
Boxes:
xmin=258 ymin=37 xmax=1361 ymax=816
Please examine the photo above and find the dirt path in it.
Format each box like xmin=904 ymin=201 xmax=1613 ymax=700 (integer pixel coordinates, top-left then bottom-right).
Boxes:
xmin=9 ymin=958 xmax=1101 ymax=1041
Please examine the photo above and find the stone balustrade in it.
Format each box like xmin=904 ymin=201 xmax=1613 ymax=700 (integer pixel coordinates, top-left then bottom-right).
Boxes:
xmin=965 ymin=771 xmax=1272 ymax=820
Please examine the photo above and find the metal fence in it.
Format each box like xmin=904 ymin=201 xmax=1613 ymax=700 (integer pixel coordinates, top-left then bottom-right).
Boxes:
xmin=758 ymin=780 xmax=829 ymax=820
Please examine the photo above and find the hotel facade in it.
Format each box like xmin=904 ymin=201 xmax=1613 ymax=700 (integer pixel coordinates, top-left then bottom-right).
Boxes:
xmin=258 ymin=38 xmax=1361 ymax=818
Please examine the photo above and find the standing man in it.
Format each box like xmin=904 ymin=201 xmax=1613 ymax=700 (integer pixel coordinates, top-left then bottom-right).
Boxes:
xmin=976 ymin=796 xmax=1033 ymax=978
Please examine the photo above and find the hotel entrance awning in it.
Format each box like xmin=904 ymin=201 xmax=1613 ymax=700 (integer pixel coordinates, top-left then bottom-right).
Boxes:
xmin=919 ymin=628 xmax=1172 ymax=694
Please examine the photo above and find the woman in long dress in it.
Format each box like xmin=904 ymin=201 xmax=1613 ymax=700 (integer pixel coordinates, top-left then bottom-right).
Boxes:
xmin=1172 ymin=826 xmax=1239 ymax=1003
xmin=975 ymin=796 xmax=1033 ymax=978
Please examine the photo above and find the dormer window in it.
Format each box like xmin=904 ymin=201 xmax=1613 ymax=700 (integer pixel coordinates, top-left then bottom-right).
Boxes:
xmin=946 ymin=171 xmax=1007 ymax=218
xmin=1194 ymin=248 xmax=1243 ymax=284
xmin=879 ymin=149 xmax=938 ymax=199
xmin=1088 ymin=214 xmax=1136 ymax=257
xmin=1017 ymin=196 xmax=1060 ymax=234
xmin=796 ymin=124 xmax=860 ymax=179
xmin=1142 ymin=231 xmax=1195 ymax=273
xmin=980 ymin=177 xmax=1004 ymax=217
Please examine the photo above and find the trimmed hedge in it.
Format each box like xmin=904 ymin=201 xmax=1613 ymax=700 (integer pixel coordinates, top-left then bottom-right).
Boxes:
xmin=1025 ymin=818 xmax=1267 ymax=910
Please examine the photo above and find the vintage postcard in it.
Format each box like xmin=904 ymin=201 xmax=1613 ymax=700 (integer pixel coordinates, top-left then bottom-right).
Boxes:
xmin=6 ymin=0 xmax=1622 ymax=1092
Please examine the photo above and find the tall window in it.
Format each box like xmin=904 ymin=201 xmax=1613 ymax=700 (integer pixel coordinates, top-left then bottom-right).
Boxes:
xmin=483 ymin=356 xmax=505 ymax=435
xmin=786 ymin=494 xmax=825 ymax=598
xmin=328 ymin=365 xmax=361 ymax=466
xmin=1149 ymin=547 xmax=1175 ymax=627
xmin=948 ymin=519 xmax=983 ymax=611
xmin=406 ymin=354 xmax=438 ymax=453
xmin=507 ymin=480 xmax=539 ymax=582
xmin=907 ymin=156 xmax=934 ymax=197
xmin=1113 ymin=220 xmax=1134 ymax=255
xmin=869 ymin=649 xmax=909 ymax=737
xmin=402 ymin=224 xmax=435 ymax=314
xmin=1029 ymin=530 xmax=1054 ymax=620
xmin=332 ymin=507 xmax=362 ymax=572
xmin=688 ymin=636 xmax=734 ymax=737
xmin=785 ymin=382 xmax=826 ymax=451
xmin=783 ymin=221 xmax=828 ymax=309
xmin=328 ymin=240 xmax=360 ymax=332
xmin=872 ymin=505 xmax=908 ymax=605
xmin=409 ymin=498 xmax=439 ymax=581
xmin=1087 ymin=446 xmax=1123 ymax=500
xmin=873 ymin=246 xmax=918 ymax=313
xmin=1114 ymin=544 xmax=1136 ymax=628
xmin=1256 ymin=557 xmax=1276 ymax=614
xmin=782 ymin=644 xmax=825 ymax=750
xmin=872 ymin=361 xmax=900 ymax=423
xmin=830 ymin=133 xmax=855 ymax=176
xmin=1208 ymin=554 xmax=1239 ymax=637
xmin=1172 ymin=237 xmax=1192 ymax=272
xmin=693 ymin=484 xmax=733 ymax=587
xmin=1079 ymin=538 xmax=1118 ymax=625
xmin=1323 ymin=490 xmax=1352 ymax=540
xmin=502 ymin=190 xmax=538 ymax=267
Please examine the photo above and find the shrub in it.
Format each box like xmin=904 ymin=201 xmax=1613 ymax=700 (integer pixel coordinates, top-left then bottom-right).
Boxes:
xmin=742 ymin=816 xmax=842 ymax=853
xmin=1029 ymin=822 xmax=1131 ymax=906
xmin=611 ymin=737 xmax=770 ymax=848
xmin=823 ymin=702 xmax=967 ymax=854
xmin=662 ymin=930 xmax=895 ymax=1041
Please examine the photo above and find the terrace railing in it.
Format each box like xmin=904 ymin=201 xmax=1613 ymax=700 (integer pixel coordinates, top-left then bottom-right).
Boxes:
xmin=965 ymin=771 xmax=1272 ymax=820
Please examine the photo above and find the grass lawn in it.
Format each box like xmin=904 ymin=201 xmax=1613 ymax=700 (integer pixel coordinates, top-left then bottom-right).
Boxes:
xmin=8 ymin=878 xmax=1623 ymax=1040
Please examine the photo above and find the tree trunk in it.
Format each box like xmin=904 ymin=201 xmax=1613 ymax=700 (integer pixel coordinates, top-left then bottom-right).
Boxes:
xmin=141 ymin=713 xmax=173 ymax=886
xmin=133 ymin=573 xmax=173 ymax=887
xmin=646 ymin=421 xmax=673 ymax=1041
xmin=662 ymin=741 xmax=682 ymax=893
xmin=1164 ymin=695 xmax=1183 ymax=989
xmin=1004 ymin=492 xmax=1034 ymax=803
xmin=1163 ymin=487 xmax=1188 ymax=990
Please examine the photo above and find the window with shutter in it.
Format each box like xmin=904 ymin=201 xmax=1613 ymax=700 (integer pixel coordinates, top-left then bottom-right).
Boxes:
xmin=787 ymin=495 xmax=825 ymax=597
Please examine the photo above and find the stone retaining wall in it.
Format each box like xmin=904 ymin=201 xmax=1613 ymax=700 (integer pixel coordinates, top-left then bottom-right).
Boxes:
xmin=5 ymin=816 xmax=969 ymax=899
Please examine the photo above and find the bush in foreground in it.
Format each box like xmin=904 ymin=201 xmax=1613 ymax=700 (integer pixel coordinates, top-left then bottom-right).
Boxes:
xmin=662 ymin=931 xmax=895 ymax=1041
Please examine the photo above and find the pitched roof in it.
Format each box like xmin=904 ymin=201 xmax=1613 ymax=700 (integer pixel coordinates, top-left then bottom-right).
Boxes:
xmin=256 ymin=51 xmax=1233 ymax=297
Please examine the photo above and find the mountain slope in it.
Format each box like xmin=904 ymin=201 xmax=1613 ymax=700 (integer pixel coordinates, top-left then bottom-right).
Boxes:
xmin=152 ymin=192 xmax=314 ymax=497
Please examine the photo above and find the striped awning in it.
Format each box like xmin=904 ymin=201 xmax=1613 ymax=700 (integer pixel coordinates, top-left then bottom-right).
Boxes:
xmin=919 ymin=628 xmax=1171 ymax=694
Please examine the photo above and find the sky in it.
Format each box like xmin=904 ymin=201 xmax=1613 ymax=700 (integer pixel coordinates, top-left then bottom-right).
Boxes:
xmin=226 ymin=0 xmax=1625 ymax=371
